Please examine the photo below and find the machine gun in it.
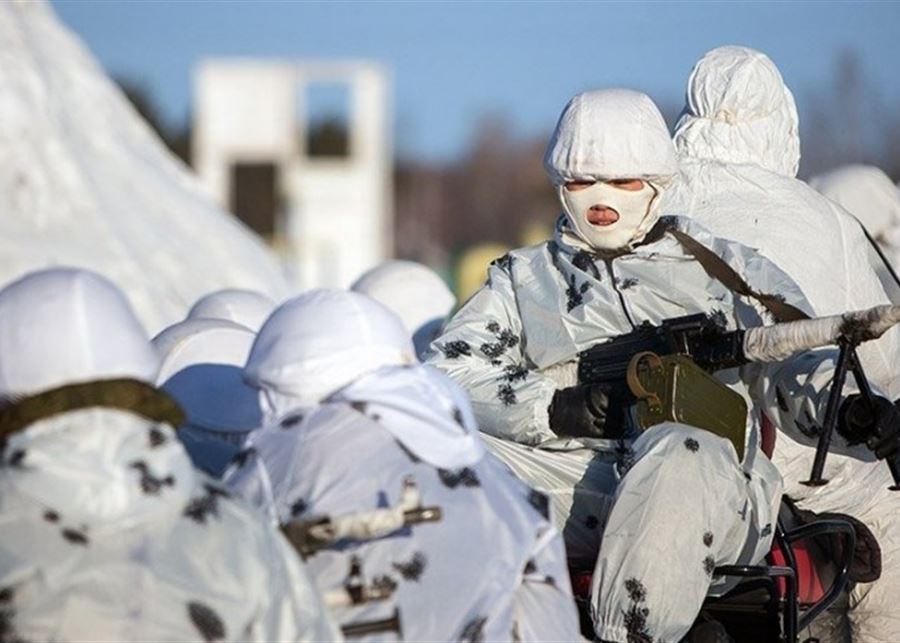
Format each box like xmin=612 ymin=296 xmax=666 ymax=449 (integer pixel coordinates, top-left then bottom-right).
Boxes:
xmin=576 ymin=306 xmax=900 ymax=488
xmin=577 ymin=313 xmax=750 ymax=459
xmin=577 ymin=313 xmax=747 ymax=385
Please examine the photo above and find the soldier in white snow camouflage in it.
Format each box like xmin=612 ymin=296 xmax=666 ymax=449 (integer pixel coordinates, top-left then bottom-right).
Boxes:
xmin=427 ymin=89 xmax=873 ymax=643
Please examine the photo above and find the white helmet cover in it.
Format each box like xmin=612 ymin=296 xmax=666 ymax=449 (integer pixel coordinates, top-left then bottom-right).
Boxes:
xmin=0 ymin=268 xmax=158 ymax=398
xmin=544 ymin=88 xmax=678 ymax=186
xmin=154 ymin=319 xmax=261 ymax=433
xmin=351 ymin=260 xmax=457 ymax=359
xmin=187 ymin=288 xmax=276 ymax=332
xmin=245 ymin=289 xmax=416 ymax=417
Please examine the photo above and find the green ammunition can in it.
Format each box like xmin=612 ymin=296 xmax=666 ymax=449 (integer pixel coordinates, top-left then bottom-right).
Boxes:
xmin=626 ymin=351 xmax=748 ymax=461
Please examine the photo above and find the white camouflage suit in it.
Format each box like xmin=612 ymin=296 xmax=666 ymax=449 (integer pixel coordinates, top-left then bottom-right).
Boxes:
xmin=226 ymin=289 xmax=583 ymax=642
xmin=663 ymin=46 xmax=900 ymax=400
xmin=809 ymin=164 xmax=900 ymax=305
xmin=0 ymin=269 xmax=338 ymax=642
xmin=666 ymin=47 xmax=900 ymax=642
xmin=427 ymin=89 xmax=850 ymax=643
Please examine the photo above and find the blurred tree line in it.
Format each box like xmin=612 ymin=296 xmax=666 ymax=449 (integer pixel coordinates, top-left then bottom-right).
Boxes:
xmin=801 ymin=51 xmax=900 ymax=179
xmin=117 ymin=49 xmax=900 ymax=270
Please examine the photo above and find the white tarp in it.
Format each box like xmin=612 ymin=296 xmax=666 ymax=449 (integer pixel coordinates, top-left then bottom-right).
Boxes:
xmin=0 ymin=1 xmax=288 ymax=335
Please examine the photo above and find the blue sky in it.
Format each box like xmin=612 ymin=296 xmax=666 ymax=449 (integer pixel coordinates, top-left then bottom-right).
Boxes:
xmin=52 ymin=1 xmax=900 ymax=162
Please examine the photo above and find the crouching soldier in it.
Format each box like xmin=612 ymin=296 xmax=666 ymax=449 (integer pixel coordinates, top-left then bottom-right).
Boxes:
xmin=426 ymin=89 xmax=900 ymax=643
xmin=0 ymin=268 xmax=338 ymax=642
xmin=225 ymin=289 xmax=583 ymax=641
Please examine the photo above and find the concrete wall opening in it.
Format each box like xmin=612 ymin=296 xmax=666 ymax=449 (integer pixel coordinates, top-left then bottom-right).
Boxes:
xmin=230 ymin=162 xmax=279 ymax=238
xmin=302 ymin=81 xmax=351 ymax=159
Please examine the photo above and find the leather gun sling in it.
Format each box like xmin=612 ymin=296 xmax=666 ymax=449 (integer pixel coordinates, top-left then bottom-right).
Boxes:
xmin=668 ymin=227 xmax=810 ymax=323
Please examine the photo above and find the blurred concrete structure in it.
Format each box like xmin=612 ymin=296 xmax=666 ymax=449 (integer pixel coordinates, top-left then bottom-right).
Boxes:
xmin=193 ymin=60 xmax=392 ymax=289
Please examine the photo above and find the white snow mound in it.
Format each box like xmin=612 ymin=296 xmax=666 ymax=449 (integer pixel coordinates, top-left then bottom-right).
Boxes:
xmin=0 ymin=1 xmax=289 ymax=335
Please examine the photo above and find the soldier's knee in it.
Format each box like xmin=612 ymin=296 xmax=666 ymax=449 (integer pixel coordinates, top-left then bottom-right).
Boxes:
xmin=633 ymin=422 xmax=738 ymax=467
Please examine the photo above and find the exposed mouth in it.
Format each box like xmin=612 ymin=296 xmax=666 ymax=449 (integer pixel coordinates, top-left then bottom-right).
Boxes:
xmin=586 ymin=207 xmax=619 ymax=226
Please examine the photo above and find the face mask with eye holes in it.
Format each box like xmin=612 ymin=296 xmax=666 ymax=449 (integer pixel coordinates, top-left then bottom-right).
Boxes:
xmin=559 ymin=180 xmax=660 ymax=251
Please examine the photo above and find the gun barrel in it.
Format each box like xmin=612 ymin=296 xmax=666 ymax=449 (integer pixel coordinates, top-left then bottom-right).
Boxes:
xmin=744 ymin=305 xmax=900 ymax=363
xmin=341 ymin=609 xmax=402 ymax=639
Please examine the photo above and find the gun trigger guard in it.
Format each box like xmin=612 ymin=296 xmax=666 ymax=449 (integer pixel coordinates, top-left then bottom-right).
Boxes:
xmin=627 ymin=351 xmax=663 ymax=411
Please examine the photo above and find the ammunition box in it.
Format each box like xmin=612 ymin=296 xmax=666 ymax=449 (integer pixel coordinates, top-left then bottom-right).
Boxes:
xmin=626 ymin=351 xmax=747 ymax=460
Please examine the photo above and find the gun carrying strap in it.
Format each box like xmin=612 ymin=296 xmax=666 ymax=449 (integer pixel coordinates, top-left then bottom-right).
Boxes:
xmin=668 ymin=227 xmax=810 ymax=323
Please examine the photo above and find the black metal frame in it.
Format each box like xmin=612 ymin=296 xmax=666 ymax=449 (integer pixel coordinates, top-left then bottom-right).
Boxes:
xmin=708 ymin=517 xmax=856 ymax=643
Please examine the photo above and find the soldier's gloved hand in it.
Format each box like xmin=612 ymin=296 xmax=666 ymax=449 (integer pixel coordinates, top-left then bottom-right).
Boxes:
xmin=548 ymin=383 xmax=612 ymax=439
xmin=837 ymin=394 xmax=900 ymax=459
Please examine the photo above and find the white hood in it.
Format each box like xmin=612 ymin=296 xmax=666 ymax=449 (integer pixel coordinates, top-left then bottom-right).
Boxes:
xmin=329 ymin=364 xmax=485 ymax=469
xmin=187 ymin=288 xmax=277 ymax=332
xmin=543 ymin=89 xmax=677 ymax=251
xmin=674 ymin=46 xmax=801 ymax=178
xmin=245 ymin=289 xmax=416 ymax=418
xmin=544 ymin=88 xmax=677 ymax=186
xmin=154 ymin=319 xmax=260 ymax=434
xmin=0 ymin=268 xmax=158 ymax=398
xmin=809 ymin=164 xmax=900 ymax=239
xmin=351 ymin=260 xmax=457 ymax=359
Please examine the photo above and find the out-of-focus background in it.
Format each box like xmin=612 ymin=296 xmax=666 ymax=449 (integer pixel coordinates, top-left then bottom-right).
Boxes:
xmin=5 ymin=1 xmax=899 ymax=330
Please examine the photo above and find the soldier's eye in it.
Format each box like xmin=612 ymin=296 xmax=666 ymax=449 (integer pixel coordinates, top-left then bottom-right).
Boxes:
xmin=564 ymin=181 xmax=595 ymax=192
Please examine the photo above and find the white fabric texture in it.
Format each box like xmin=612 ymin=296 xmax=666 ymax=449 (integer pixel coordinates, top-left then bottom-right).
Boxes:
xmin=0 ymin=1 xmax=288 ymax=336
xmin=0 ymin=412 xmax=338 ymax=642
xmin=0 ymin=268 xmax=159 ymax=398
xmin=668 ymin=46 xmax=900 ymax=642
xmin=187 ymin=289 xmax=277 ymax=333
xmin=544 ymin=89 xmax=678 ymax=187
xmin=544 ymin=89 xmax=678 ymax=250
xmin=245 ymin=289 xmax=416 ymax=418
xmin=351 ymin=260 xmax=457 ymax=360
xmin=335 ymin=366 xmax=485 ymax=469
xmin=666 ymin=56 xmax=900 ymax=399
xmin=544 ymin=90 xmax=675 ymax=253
xmin=673 ymin=46 xmax=800 ymax=178
xmin=154 ymin=319 xmax=261 ymax=477
xmin=809 ymin=165 xmax=900 ymax=239
xmin=226 ymin=364 xmax=583 ymax=642
xmin=425 ymin=212 xmax=849 ymax=641
xmin=810 ymin=164 xmax=900 ymax=302
xmin=558 ymin=180 xmax=663 ymax=252
xmin=0 ymin=269 xmax=337 ymax=641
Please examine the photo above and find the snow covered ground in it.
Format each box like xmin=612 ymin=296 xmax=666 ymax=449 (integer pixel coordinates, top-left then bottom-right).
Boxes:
xmin=0 ymin=0 xmax=290 ymax=335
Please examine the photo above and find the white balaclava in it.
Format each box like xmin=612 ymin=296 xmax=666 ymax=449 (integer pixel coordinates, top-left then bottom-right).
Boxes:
xmin=351 ymin=260 xmax=457 ymax=360
xmin=244 ymin=289 xmax=416 ymax=420
xmin=187 ymin=288 xmax=277 ymax=332
xmin=544 ymin=89 xmax=678 ymax=251
xmin=673 ymin=46 xmax=801 ymax=178
xmin=809 ymin=165 xmax=900 ymax=239
xmin=0 ymin=268 xmax=158 ymax=398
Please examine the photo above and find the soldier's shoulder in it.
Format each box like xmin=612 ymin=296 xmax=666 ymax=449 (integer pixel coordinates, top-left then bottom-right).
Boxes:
xmin=490 ymin=242 xmax=555 ymax=275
